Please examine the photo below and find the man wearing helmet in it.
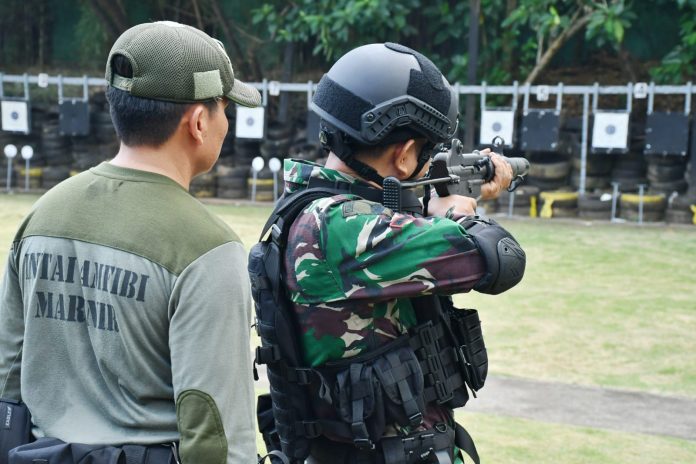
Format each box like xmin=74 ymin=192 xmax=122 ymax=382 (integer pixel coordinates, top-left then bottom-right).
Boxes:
xmin=260 ymin=42 xmax=525 ymax=464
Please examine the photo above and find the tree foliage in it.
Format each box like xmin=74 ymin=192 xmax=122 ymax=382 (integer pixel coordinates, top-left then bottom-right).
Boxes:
xmin=1 ymin=0 xmax=696 ymax=85
xmin=253 ymin=0 xmax=640 ymax=84
xmin=650 ymin=0 xmax=696 ymax=83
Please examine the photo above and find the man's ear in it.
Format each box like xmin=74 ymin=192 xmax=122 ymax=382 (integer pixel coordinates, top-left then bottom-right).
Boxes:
xmin=392 ymin=139 xmax=418 ymax=177
xmin=187 ymin=104 xmax=206 ymax=145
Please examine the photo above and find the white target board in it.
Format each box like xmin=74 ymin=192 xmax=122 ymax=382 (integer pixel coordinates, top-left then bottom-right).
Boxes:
xmin=1 ymin=100 xmax=30 ymax=133
xmin=592 ymin=111 xmax=629 ymax=151
xmin=480 ymin=110 xmax=515 ymax=146
xmin=235 ymin=106 xmax=265 ymax=139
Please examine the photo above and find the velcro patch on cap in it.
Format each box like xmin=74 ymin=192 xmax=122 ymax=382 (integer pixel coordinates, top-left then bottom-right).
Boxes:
xmin=194 ymin=69 xmax=223 ymax=100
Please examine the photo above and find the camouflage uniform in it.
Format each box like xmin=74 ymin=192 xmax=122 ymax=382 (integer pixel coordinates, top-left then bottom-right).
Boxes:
xmin=283 ymin=158 xmax=488 ymax=439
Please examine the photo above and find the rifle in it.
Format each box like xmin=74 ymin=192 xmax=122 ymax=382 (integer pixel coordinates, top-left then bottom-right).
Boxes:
xmin=382 ymin=136 xmax=530 ymax=214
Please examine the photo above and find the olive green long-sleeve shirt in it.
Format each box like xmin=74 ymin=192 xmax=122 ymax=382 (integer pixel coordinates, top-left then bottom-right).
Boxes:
xmin=0 ymin=163 xmax=256 ymax=464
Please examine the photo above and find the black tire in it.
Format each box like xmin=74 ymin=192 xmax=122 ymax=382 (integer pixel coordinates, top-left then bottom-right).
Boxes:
xmin=611 ymin=177 xmax=649 ymax=192
xmin=217 ymin=187 xmax=247 ymax=199
xmin=649 ymin=178 xmax=688 ymax=194
xmin=549 ymin=207 xmax=578 ymax=218
xmin=647 ymin=163 xmax=687 ymax=181
xmin=266 ymin=122 xmax=292 ymax=140
xmin=526 ymin=176 xmax=569 ymax=191
xmin=528 ymin=154 xmax=571 ymax=179
xmin=497 ymin=185 xmax=540 ymax=207
xmin=571 ymin=156 xmax=614 ymax=175
xmin=620 ymin=194 xmax=666 ymax=212
xmin=671 ymin=194 xmax=696 ymax=210
xmin=619 ymin=208 xmax=664 ymax=222
xmin=570 ymin=172 xmax=611 ymax=190
xmin=217 ymin=176 xmax=247 ymax=190
xmin=498 ymin=204 xmax=537 ymax=217
xmin=540 ymin=192 xmax=578 ymax=209
xmin=578 ymin=193 xmax=613 ymax=211
xmin=666 ymin=208 xmax=694 ymax=224
xmin=579 ymin=209 xmax=613 ymax=220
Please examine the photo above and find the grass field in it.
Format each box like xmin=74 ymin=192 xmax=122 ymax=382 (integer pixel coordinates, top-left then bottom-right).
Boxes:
xmin=2 ymin=192 xmax=696 ymax=462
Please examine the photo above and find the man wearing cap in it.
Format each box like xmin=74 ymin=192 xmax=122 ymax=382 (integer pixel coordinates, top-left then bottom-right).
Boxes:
xmin=0 ymin=22 xmax=260 ymax=463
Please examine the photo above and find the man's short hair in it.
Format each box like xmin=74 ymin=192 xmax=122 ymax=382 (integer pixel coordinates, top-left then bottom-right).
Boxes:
xmin=106 ymin=55 xmax=218 ymax=148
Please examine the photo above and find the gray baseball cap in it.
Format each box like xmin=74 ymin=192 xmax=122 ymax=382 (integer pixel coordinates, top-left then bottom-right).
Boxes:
xmin=106 ymin=21 xmax=261 ymax=107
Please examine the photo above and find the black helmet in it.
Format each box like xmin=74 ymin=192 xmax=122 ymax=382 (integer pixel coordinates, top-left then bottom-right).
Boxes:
xmin=311 ymin=43 xmax=458 ymax=183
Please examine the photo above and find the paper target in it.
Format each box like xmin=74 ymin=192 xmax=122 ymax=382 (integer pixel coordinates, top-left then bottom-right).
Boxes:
xmin=480 ymin=110 xmax=515 ymax=146
xmin=235 ymin=106 xmax=265 ymax=139
xmin=591 ymin=111 xmax=629 ymax=152
xmin=1 ymin=100 xmax=30 ymax=134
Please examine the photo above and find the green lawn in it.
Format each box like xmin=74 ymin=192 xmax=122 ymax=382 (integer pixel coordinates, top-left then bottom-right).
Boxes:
xmin=6 ymin=194 xmax=693 ymax=396
xmin=3 ymin=192 xmax=696 ymax=462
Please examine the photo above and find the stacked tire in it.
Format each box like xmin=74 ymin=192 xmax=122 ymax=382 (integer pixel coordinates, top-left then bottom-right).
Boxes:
xmin=234 ymin=139 xmax=260 ymax=166
xmin=646 ymin=156 xmax=688 ymax=195
xmin=248 ymin=167 xmax=279 ymax=202
xmin=41 ymin=110 xmax=73 ymax=189
xmin=497 ymin=185 xmax=540 ymax=216
xmin=571 ymin=154 xmax=613 ymax=191
xmin=619 ymin=193 xmax=667 ymax=222
xmin=666 ymin=194 xmax=696 ymax=225
xmin=260 ymin=122 xmax=292 ymax=160
xmin=578 ymin=193 xmax=614 ymax=220
xmin=611 ymin=154 xmax=647 ymax=192
xmin=216 ymin=163 xmax=248 ymax=199
xmin=539 ymin=191 xmax=578 ymax=218
xmin=190 ymin=171 xmax=217 ymax=198
xmin=218 ymin=110 xmax=236 ymax=166
xmin=526 ymin=152 xmax=571 ymax=191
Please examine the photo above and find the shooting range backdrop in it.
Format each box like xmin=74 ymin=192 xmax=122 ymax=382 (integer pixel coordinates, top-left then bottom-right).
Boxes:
xmin=1 ymin=73 xmax=696 ymax=225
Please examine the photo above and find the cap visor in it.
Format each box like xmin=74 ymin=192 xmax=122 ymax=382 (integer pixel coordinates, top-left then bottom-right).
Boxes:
xmin=227 ymin=79 xmax=262 ymax=107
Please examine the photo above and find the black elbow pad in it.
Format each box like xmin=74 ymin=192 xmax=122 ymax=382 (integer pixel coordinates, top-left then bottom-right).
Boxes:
xmin=460 ymin=217 xmax=526 ymax=294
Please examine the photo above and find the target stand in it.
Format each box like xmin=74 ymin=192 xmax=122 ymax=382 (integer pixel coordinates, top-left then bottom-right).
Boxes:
xmin=479 ymin=82 xmax=518 ymax=147
xmin=520 ymin=84 xmax=563 ymax=152
xmin=58 ymin=75 xmax=91 ymax=136
xmin=0 ymin=73 xmax=31 ymax=134
xmin=591 ymin=83 xmax=632 ymax=154
xmin=644 ymin=82 xmax=691 ymax=157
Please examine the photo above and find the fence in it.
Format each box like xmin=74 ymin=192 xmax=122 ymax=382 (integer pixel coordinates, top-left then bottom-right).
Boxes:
xmin=1 ymin=72 xmax=695 ymax=224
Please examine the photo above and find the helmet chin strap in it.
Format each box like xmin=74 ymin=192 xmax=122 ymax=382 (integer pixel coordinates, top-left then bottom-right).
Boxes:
xmin=320 ymin=123 xmax=435 ymax=185
xmin=320 ymin=123 xmax=386 ymax=186
xmin=406 ymin=142 xmax=434 ymax=180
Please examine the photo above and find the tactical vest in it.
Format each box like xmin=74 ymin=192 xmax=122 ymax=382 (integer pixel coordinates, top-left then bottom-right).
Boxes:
xmin=250 ymin=185 xmax=487 ymax=464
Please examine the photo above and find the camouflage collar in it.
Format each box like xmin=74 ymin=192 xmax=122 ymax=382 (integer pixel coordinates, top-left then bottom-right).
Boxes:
xmin=283 ymin=158 xmax=374 ymax=189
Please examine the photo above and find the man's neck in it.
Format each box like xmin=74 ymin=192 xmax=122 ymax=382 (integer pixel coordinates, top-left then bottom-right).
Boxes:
xmin=324 ymin=152 xmax=383 ymax=189
xmin=109 ymin=143 xmax=194 ymax=189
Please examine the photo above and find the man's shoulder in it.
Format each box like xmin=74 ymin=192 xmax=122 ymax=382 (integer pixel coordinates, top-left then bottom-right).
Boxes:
xmin=300 ymin=194 xmax=393 ymax=222
xmin=19 ymin=169 xmax=240 ymax=275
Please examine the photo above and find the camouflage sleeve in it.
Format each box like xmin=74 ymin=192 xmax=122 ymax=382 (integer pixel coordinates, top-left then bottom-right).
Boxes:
xmin=287 ymin=196 xmax=486 ymax=305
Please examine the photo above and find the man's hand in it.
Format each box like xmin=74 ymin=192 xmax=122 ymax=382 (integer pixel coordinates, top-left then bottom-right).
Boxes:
xmin=428 ymin=194 xmax=477 ymax=218
xmin=480 ymin=149 xmax=513 ymax=201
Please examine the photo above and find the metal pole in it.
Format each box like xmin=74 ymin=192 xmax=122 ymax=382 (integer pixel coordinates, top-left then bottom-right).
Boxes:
xmin=6 ymin=159 xmax=12 ymax=193
xmin=507 ymin=191 xmax=514 ymax=217
xmin=463 ymin=0 xmax=480 ymax=151
xmin=251 ymin=170 xmax=258 ymax=202
xmin=611 ymin=182 xmax=620 ymax=222
xmin=273 ymin=171 xmax=278 ymax=202
xmin=24 ymin=159 xmax=29 ymax=191
xmin=580 ymin=92 xmax=589 ymax=195
xmin=638 ymin=184 xmax=645 ymax=225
